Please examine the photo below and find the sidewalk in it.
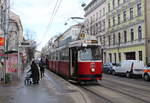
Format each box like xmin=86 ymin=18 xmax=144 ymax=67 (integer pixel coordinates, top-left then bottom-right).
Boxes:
xmin=0 ymin=68 xmax=92 ymax=103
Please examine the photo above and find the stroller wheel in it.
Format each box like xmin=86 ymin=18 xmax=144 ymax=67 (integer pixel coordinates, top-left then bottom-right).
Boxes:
xmin=29 ymin=81 xmax=32 ymax=85
xmin=24 ymin=80 xmax=27 ymax=85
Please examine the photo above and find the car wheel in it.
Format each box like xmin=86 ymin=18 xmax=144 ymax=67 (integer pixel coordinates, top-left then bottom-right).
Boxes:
xmin=126 ymin=72 xmax=130 ymax=78
xmin=112 ymin=70 xmax=116 ymax=75
xmin=144 ymin=74 xmax=149 ymax=81
xmin=107 ymin=70 xmax=111 ymax=74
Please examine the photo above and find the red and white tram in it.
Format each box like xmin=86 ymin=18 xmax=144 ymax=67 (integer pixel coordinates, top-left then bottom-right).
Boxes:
xmin=48 ymin=39 xmax=102 ymax=82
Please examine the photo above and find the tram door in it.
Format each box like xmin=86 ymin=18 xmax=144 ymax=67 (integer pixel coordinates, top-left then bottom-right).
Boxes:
xmin=69 ymin=48 xmax=78 ymax=77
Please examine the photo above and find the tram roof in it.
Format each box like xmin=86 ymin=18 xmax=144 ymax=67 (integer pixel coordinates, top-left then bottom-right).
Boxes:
xmin=69 ymin=40 xmax=100 ymax=47
xmin=50 ymin=40 xmax=100 ymax=52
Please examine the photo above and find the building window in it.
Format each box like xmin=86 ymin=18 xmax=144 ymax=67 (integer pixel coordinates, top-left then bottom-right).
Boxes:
xmin=113 ymin=17 xmax=115 ymax=26
xmin=139 ymin=51 xmax=142 ymax=61
xmin=108 ymin=19 xmax=111 ymax=28
xmin=96 ymin=23 xmax=98 ymax=34
xmin=123 ymin=11 xmax=127 ymax=22
xmin=130 ymin=8 xmax=134 ymax=20
xmin=124 ymin=30 xmax=127 ymax=42
xmin=99 ymin=21 xmax=102 ymax=32
xmin=123 ymin=0 xmax=126 ymax=3
xmin=103 ymin=36 xmax=105 ymax=46
xmin=114 ymin=53 xmax=117 ymax=63
xmin=109 ymin=53 xmax=112 ymax=62
xmin=118 ymin=0 xmax=120 ymax=6
xmin=118 ymin=32 xmax=121 ymax=44
xmin=118 ymin=53 xmax=121 ymax=62
xmin=100 ymin=37 xmax=102 ymax=44
xmin=93 ymin=15 xmax=95 ymax=22
xmin=137 ymin=3 xmax=142 ymax=16
xmin=103 ymin=19 xmax=105 ymax=30
xmin=108 ymin=3 xmax=111 ymax=12
xmin=113 ymin=34 xmax=116 ymax=45
xmin=103 ymin=8 xmax=105 ymax=16
xmin=96 ymin=12 xmax=98 ymax=20
xmin=131 ymin=28 xmax=134 ymax=41
xmin=138 ymin=26 xmax=142 ymax=40
xmin=118 ymin=14 xmax=121 ymax=24
xmin=99 ymin=10 xmax=102 ymax=18
xmin=113 ymin=0 xmax=115 ymax=9
xmin=108 ymin=35 xmax=111 ymax=46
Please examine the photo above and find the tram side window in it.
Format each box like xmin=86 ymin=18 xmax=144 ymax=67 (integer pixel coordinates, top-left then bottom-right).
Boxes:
xmin=56 ymin=52 xmax=58 ymax=60
xmin=60 ymin=49 xmax=69 ymax=60
xmin=52 ymin=54 xmax=54 ymax=61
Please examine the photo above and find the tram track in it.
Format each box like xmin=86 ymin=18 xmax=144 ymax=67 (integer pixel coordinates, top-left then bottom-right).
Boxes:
xmin=101 ymin=84 xmax=150 ymax=103
xmin=76 ymin=75 xmax=150 ymax=103
xmin=80 ymin=86 xmax=114 ymax=103
xmin=103 ymin=75 xmax=150 ymax=92
xmin=79 ymin=83 xmax=150 ymax=103
xmin=103 ymin=78 xmax=150 ymax=94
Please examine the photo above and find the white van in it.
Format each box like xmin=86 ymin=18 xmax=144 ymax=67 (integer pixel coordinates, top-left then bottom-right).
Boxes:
xmin=112 ymin=60 xmax=144 ymax=78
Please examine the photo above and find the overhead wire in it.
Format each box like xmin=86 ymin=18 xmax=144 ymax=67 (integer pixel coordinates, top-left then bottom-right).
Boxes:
xmin=44 ymin=0 xmax=62 ymax=36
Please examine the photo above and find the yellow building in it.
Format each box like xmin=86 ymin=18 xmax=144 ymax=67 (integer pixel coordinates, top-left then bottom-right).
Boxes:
xmin=84 ymin=0 xmax=150 ymax=64
xmin=105 ymin=0 xmax=146 ymax=63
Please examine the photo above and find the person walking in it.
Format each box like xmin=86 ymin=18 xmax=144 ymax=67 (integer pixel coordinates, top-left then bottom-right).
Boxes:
xmin=28 ymin=60 xmax=40 ymax=84
xmin=45 ymin=57 xmax=49 ymax=70
xmin=39 ymin=59 xmax=45 ymax=78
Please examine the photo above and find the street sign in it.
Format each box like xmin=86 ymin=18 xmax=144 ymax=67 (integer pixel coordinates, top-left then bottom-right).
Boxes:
xmin=20 ymin=41 xmax=36 ymax=47
xmin=21 ymin=42 xmax=30 ymax=46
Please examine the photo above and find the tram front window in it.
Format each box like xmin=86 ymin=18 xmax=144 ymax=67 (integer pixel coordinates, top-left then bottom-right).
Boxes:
xmin=79 ymin=47 xmax=101 ymax=61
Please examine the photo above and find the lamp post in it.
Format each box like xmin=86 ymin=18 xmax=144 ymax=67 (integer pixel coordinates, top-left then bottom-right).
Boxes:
xmin=64 ymin=17 xmax=84 ymax=26
xmin=64 ymin=17 xmax=86 ymax=41
xmin=3 ymin=0 xmax=10 ymax=84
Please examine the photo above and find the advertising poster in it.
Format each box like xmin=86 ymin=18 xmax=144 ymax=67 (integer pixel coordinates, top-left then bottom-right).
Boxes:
xmin=6 ymin=54 xmax=18 ymax=73
xmin=0 ymin=37 xmax=4 ymax=46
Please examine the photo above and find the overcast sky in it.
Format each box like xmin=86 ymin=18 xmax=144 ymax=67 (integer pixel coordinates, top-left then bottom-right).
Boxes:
xmin=11 ymin=0 xmax=91 ymax=51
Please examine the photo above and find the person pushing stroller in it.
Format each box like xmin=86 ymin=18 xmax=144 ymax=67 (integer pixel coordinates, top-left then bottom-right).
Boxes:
xmin=28 ymin=60 xmax=40 ymax=84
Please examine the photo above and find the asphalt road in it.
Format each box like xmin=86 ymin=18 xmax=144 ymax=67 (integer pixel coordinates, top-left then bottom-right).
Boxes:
xmin=79 ymin=74 xmax=150 ymax=103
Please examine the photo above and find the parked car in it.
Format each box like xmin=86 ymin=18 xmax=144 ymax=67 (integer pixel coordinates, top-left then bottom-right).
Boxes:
xmin=112 ymin=60 xmax=144 ymax=78
xmin=102 ymin=62 xmax=119 ymax=74
xmin=142 ymin=66 xmax=150 ymax=81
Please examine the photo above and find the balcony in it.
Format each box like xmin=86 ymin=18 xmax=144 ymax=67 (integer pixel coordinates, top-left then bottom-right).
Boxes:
xmin=105 ymin=38 xmax=145 ymax=49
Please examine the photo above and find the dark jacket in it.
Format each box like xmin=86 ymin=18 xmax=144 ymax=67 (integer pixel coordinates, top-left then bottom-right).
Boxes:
xmin=29 ymin=61 xmax=40 ymax=82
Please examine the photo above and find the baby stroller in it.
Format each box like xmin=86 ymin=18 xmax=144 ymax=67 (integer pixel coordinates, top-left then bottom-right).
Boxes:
xmin=24 ymin=69 xmax=32 ymax=86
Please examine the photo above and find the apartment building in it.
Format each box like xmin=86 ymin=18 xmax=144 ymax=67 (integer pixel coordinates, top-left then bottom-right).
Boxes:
xmin=84 ymin=0 xmax=150 ymax=64
xmin=8 ymin=11 xmax=23 ymax=51
xmin=84 ymin=0 xmax=107 ymax=45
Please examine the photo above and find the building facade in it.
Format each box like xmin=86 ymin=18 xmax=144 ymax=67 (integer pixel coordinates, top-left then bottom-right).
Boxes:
xmin=8 ymin=11 xmax=23 ymax=51
xmin=84 ymin=0 xmax=107 ymax=62
xmin=84 ymin=0 xmax=150 ymax=64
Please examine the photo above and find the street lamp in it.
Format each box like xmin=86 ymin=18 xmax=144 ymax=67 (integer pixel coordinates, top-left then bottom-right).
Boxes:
xmin=81 ymin=2 xmax=86 ymax=7
xmin=64 ymin=17 xmax=84 ymax=26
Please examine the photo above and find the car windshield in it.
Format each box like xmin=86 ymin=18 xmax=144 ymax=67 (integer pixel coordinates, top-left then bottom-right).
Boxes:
xmin=145 ymin=67 xmax=150 ymax=69
xmin=112 ymin=63 xmax=120 ymax=66
xmin=79 ymin=47 xmax=101 ymax=61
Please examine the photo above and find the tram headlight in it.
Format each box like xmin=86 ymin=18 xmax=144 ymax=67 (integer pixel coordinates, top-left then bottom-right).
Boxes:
xmin=91 ymin=68 xmax=95 ymax=72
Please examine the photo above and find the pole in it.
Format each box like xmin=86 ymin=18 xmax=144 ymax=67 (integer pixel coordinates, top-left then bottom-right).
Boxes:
xmin=3 ymin=0 xmax=10 ymax=84
xmin=17 ymin=41 xmax=21 ymax=80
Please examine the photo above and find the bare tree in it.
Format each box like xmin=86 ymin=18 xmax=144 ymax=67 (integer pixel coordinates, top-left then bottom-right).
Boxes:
xmin=24 ymin=29 xmax=37 ymax=62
